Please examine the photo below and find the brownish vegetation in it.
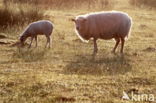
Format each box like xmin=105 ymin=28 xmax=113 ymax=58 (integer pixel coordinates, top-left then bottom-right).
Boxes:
xmin=0 ymin=1 xmax=43 ymax=28
xmin=129 ymin=0 xmax=156 ymax=8
xmin=0 ymin=0 xmax=115 ymax=28
xmin=4 ymin=0 xmax=115 ymax=9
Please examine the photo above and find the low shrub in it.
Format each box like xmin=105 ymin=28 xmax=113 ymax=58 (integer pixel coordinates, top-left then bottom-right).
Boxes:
xmin=0 ymin=2 xmax=44 ymax=28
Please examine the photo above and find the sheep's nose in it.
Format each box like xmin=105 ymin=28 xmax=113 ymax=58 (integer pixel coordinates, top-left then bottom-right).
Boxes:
xmin=76 ymin=27 xmax=79 ymax=30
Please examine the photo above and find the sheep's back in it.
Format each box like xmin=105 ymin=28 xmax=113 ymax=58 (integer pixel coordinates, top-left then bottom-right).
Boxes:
xmin=29 ymin=20 xmax=53 ymax=35
xmin=85 ymin=12 xmax=131 ymax=39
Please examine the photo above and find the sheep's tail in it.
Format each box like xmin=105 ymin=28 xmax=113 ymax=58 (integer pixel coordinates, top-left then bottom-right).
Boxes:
xmin=125 ymin=17 xmax=132 ymax=40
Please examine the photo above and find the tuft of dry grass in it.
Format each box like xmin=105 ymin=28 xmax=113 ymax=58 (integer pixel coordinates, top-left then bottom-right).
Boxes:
xmin=0 ymin=2 xmax=44 ymax=28
xmin=4 ymin=0 xmax=115 ymax=10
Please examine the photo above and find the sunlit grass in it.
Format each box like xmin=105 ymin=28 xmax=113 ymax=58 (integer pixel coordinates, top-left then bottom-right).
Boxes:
xmin=0 ymin=0 xmax=156 ymax=103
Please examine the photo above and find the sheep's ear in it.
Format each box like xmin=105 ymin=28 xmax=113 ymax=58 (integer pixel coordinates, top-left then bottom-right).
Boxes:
xmin=71 ymin=18 xmax=76 ymax=22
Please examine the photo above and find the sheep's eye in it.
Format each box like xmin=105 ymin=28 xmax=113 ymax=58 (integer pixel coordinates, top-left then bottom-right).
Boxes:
xmin=20 ymin=38 xmax=23 ymax=42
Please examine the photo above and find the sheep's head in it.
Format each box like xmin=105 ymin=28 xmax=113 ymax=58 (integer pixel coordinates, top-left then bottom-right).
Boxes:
xmin=19 ymin=35 xmax=27 ymax=46
xmin=72 ymin=17 xmax=87 ymax=32
xmin=72 ymin=17 xmax=89 ymax=42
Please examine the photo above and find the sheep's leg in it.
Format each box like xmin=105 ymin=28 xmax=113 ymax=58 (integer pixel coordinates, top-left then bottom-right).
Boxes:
xmin=120 ymin=38 xmax=125 ymax=53
xmin=28 ymin=37 xmax=34 ymax=48
xmin=48 ymin=37 xmax=51 ymax=48
xmin=93 ymin=38 xmax=98 ymax=56
xmin=112 ymin=38 xmax=120 ymax=53
xmin=35 ymin=36 xmax=37 ymax=47
xmin=45 ymin=36 xmax=50 ymax=48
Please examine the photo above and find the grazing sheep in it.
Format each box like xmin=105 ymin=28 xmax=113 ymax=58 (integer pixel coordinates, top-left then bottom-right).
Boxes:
xmin=19 ymin=20 xmax=54 ymax=48
xmin=72 ymin=11 xmax=132 ymax=55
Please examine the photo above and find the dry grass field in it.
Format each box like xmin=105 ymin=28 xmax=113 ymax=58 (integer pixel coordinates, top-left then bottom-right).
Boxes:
xmin=0 ymin=0 xmax=156 ymax=103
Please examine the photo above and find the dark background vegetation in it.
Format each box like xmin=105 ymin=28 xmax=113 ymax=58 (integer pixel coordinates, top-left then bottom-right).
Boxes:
xmin=0 ymin=0 xmax=155 ymax=28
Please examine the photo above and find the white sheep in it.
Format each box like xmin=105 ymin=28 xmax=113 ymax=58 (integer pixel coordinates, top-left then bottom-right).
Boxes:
xmin=72 ymin=11 xmax=132 ymax=55
xmin=19 ymin=20 xmax=54 ymax=48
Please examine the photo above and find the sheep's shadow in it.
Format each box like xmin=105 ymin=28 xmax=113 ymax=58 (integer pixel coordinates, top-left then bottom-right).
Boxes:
xmin=12 ymin=48 xmax=49 ymax=62
xmin=63 ymin=54 xmax=132 ymax=75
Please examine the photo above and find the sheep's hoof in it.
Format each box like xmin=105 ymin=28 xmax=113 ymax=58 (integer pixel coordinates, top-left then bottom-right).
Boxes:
xmin=28 ymin=46 xmax=31 ymax=49
xmin=120 ymin=52 xmax=124 ymax=56
xmin=92 ymin=55 xmax=96 ymax=61
xmin=92 ymin=52 xmax=97 ymax=59
xmin=92 ymin=52 xmax=97 ymax=56
xmin=111 ymin=51 xmax=116 ymax=54
xmin=120 ymin=51 xmax=124 ymax=54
